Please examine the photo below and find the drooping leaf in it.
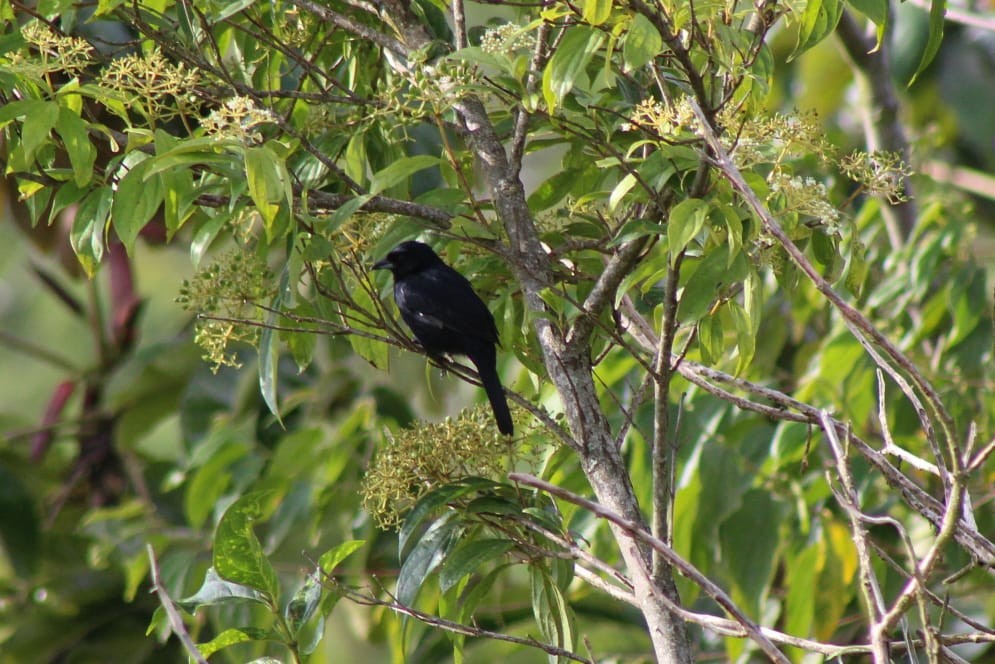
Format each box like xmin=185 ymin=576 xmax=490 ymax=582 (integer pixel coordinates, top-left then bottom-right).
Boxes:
xmin=112 ymin=158 xmax=164 ymax=254
xmin=909 ymin=0 xmax=945 ymax=85
xmin=396 ymin=511 xmax=461 ymax=607
xmin=790 ymin=0 xmax=845 ymax=60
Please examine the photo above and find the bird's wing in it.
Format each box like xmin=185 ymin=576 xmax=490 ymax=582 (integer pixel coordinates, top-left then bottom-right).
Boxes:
xmin=395 ymin=266 xmax=498 ymax=343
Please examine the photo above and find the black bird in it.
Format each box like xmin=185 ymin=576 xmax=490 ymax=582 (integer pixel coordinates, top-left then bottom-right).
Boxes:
xmin=373 ymin=241 xmax=514 ymax=436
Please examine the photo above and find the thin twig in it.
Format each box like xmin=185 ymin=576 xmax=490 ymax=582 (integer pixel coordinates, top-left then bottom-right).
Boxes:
xmin=510 ymin=473 xmax=792 ymax=664
xmin=146 ymin=544 xmax=209 ymax=664
xmin=331 ymin=581 xmax=595 ymax=663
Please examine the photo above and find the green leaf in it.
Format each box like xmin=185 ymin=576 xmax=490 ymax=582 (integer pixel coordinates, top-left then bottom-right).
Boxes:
xmin=70 ymin=186 xmax=113 ymax=276
xmin=190 ymin=211 xmax=229 ymax=266
xmin=609 ymin=173 xmax=638 ymax=211
xmin=285 ymin=574 xmax=322 ymax=635
xmin=847 ymin=0 xmax=887 ymax=50
xmin=214 ymin=490 xmax=281 ymax=602
xmin=667 ymin=198 xmax=709 ymax=264
xmin=783 ymin=543 xmax=818 ymax=655
xmin=243 ymin=144 xmax=291 ymax=234
xmin=582 ymin=0 xmax=612 ymax=25
xmin=396 ymin=511 xmax=461 ymax=607
xmin=697 ymin=313 xmax=723 ymax=365
xmin=183 ymin=440 xmax=249 ymax=528
xmin=48 ymin=180 xmax=89 ymax=226
xmin=259 ymin=265 xmax=290 ymax=424
xmin=4 ymin=100 xmax=58 ymax=171
xmin=144 ymin=135 xmax=234 ymax=177
xmin=719 ymin=488 xmax=786 ymax=617
xmin=528 ymin=168 xmax=581 ymax=211
xmin=318 ymin=540 xmax=366 ymax=575
xmin=623 ymin=13 xmax=663 ymax=72
xmin=322 ymin=193 xmax=372 ymax=232
xmin=197 ymin=627 xmax=280 ymax=659
xmin=0 ymin=466 xmax=40 ymax=577
xmin=728 ymin=301 xmax=756 ymax=376
xmin=369 ymin=155 xmax=440 ymax=195
xmin=178 ymin=566 xmax=271 ymax=612
xmin=790 ymin=0 xmax=845 ymax=60
xmin=55 ymin=106 xmax=96 ymax=187
xmin=112 ymin=158 xmax=164 ymax=254
xmin=439 ymin=538 xmax=514 ymax=593
xmin=677 ymin=246 xmax=744 ymax=324
xmin=153 ymin=131 xmax=200 ymax=237
xmin=909 ymin=0 xmax=945 ymax=85
xmin=399 ymin=478 xmax=500 ymax=557
xmin=542 ymin=26 xmax=604 ymax=112
xmin=529 ymin=563 xmax=575 ymax=655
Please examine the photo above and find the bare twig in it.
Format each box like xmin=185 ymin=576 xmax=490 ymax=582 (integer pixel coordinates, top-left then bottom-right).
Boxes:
xmin=510 ymin=473 xmax=792 ymax=664
xmin=819 ymin=411 xmax=889 ymax=662
xmin=146 ymin=545 xmax=209 ymax=664
xmin=330 ymin=580 xmax=595 ymax=663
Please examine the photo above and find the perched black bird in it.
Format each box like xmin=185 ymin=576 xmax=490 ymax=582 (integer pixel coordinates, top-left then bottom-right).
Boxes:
xmin=373 ymin=241 xmax=514 ymax=436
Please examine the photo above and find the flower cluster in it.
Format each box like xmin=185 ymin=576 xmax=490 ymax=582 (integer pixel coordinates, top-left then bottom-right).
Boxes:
xmin=8 ymin=22 xmax=94 ymax=77
xmin=480 ymin=23 xmax=536 ymax=54
xmin=101 ymin=48 xmax=202 ymax=122
xmin=202 ymin=96 xmax=276 ymax=144
xmin=177 ymin=250 xmax=274 ymax=371
xmin=361 ymin=407 xmax=520 ymax=529
xmin=768 ymin=174 xmax=842 ymax=231
xmin=839 ymin=150 xmax=912 ymax=203
xmin=725 ymin=108 xmax=830 ymax=169
xmin=621 ymin=96 xmax=700 ymax=136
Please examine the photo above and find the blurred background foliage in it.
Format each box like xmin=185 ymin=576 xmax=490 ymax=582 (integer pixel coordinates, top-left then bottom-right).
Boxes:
xmin=0 ymin=0 xmax=993 ymax=662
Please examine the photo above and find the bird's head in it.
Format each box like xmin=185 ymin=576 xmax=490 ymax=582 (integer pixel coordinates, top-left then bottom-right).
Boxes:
xmin=372 ymin=240 xmax=443 ymax=279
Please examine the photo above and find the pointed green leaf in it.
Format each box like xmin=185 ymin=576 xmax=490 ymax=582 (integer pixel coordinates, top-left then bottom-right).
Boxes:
xmin=56 ymin=106 xmax=96 ymax=187
xmin=259 ymin=265 xmax=290 ymax=424
xmin=396 ymin=511 xmax=461 ymax=607
xmin=18 ymin=100 xmax=59 ymax=168
xmin=369 ymin=155 xmax=441 ymax=195
xmin=112 ymin=158 xmax=163 ymax=254
xmin=70 ymin=186 xmax=112 ymax=276
xmin=542 ymin=26 xmax=604 ymax=112
xmin=178 ymin=566 xmax=271 ymax=612
xmin=909 ymin=0 xmax=945 ymax=85
xmin=790 ymin=0 xmax=844 ymax=60
xmin=244 ymin=144 xmax=290 ymax=233
xmin=623 ymin=13 xmax=663 ymax=72
xmin=197 ymin=627 xmax=280 ymax=659
xmin=667 ymin=198 xmax=709 ymax=263
xmin=214 ymin=490 xmax=281 ymax=602
xmin=318 ymin=540 xmax=367 ymax=575
xmin=439 ymin=538 xmax=514 ymax=592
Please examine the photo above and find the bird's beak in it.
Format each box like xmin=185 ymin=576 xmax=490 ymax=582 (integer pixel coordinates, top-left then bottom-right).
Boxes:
xmin=372 ymin=258 xmax=392 ymax=271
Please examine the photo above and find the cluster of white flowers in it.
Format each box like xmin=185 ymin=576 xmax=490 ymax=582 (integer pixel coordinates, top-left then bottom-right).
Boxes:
xmin=202 ymin=96 xmax=276 ymax=143
xmin=622 ymin=97 xmax=700 ymax=135
xmin=480 ymin=23 xmax=535 ymax=54
xmin=839 ymin=150 xmax=911 ymax=203
xmin=769 ymin=174 xmax=842 ymax=231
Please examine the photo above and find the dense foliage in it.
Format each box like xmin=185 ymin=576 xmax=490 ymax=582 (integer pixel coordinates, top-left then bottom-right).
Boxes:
xmin=1 ymin=0 xmax=993 ymax=662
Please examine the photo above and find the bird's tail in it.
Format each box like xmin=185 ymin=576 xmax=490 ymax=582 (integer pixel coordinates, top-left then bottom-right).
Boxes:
xmin=472 ymin=353 xmax=514 ymax=436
